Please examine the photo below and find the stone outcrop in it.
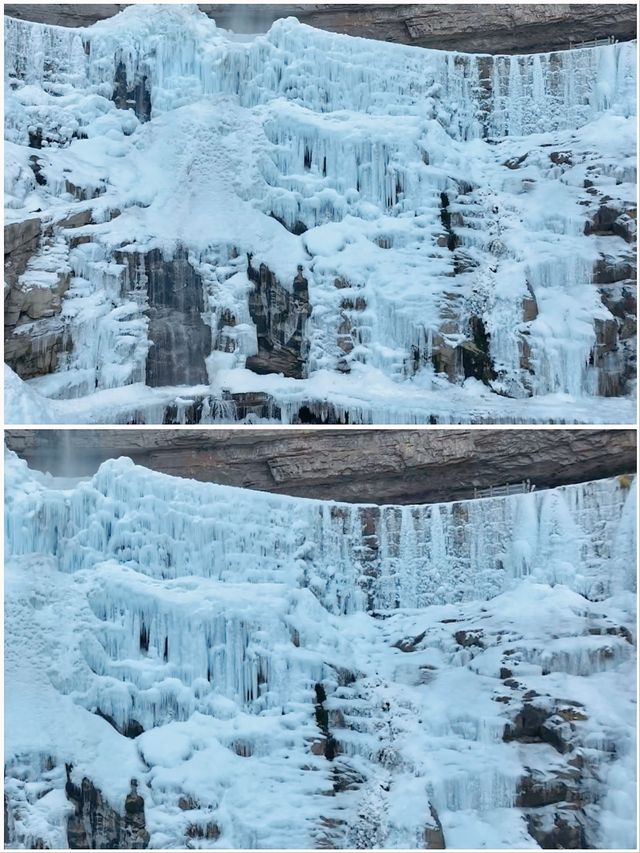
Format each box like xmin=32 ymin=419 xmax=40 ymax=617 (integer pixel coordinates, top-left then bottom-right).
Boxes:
xmin=245 ymin=259 xmax=310 ymax=378
xmin=4 ymin=313 xmax=70 ymax=380
xmin=4 ymin=218 xmax=75 ymax=380
xmin=4 ymin=217 xmax=41 ymax=288
xmin=4 ymin=4 xmax=636 ymax=54
xmin=65 ymin=771 xmax=150 ymax=849
xmin=424 ymin=804 xmax=446 ymax=849
xmin=5 ymin=428 xmax=635 ymax=505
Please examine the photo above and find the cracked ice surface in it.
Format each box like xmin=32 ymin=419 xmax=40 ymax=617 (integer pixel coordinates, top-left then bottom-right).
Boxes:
xmin=4 ymin=450 xmax=637 ymax=848
xmin=3 ymin=5 xmax=637 ymax=424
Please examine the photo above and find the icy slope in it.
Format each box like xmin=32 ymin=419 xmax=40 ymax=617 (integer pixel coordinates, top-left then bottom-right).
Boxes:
xmin=4 ymin=450 xmax=637 ymax=848
xmin=3 ymin=5 xmax=637 ymax=424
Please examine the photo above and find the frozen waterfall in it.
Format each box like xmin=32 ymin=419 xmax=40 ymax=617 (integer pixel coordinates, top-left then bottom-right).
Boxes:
xmin=3 ymin=5 xmax=637 ymax=424
xmin=4 ymin=449 xmax=637 ymax=849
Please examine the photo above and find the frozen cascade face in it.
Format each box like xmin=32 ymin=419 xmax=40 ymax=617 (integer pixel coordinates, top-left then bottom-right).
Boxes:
xmin=4 ymin=449 xmax=637 ymax=849
xmin=3 ymin=5 xmax=637 ymax=424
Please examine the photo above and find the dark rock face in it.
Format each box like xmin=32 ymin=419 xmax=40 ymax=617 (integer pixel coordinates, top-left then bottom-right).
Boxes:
xmin=4 ymin=218 xmax=41 ymax=285
xmin=504 ymin=702 xmax=551 ymax=742
xmin=245 ymin=259 xmax=310 ymax=378
xmin=504 ymin=700 xmax=587 ymax=755
xmin=517 ymin=774 xmax=571 ymax=809
xmin=6 ymin=428 xmax=636 ymax=505
xmin=118 ymin=249 xmax=211 ymax=387
xmin=112 ymin=61 xmax=151 ymax=123
xmin=65 ymin=770 xmax=150 ymax=849
xmin=4 ymin=4 xmax=637 ymax=55
xmin=526 ymin=808 xmax=588 ymax=849
xmin=313 ymin=682 xmax=340 ymax=761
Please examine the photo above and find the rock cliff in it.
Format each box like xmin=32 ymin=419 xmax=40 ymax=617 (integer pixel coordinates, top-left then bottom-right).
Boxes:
xmin=4 ymin=3 xmax=637 ymax=54
xmin=5 ymin=428 xmax=636 ymax=504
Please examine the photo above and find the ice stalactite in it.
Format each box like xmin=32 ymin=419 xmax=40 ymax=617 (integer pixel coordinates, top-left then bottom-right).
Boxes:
xmin=5 ymin=11 xmax=634 ymax=139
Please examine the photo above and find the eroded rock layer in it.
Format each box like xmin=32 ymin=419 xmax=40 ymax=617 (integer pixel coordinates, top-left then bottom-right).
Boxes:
xmin=5 ymin=427 xmax=637 ymax=504
xmin=4 ymin=4 xmax=637 ymax=54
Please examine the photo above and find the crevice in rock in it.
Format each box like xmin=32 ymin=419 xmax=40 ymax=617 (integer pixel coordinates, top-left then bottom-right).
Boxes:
xmin=314 ymin=682 xmax=339 ymax=761
xmin=439 ymin=192 xmax=458 ymax=252
xmin=28 ymin=155 xmax=47 ymax=186
xmin=139 ymin=621 xmax=149 ymax=652
xmin=459 ymin=316 xmax=497 ymax=385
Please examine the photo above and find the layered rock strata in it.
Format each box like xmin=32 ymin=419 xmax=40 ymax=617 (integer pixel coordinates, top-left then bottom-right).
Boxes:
xmin=5 ymin=428 xmax=636 ymax=504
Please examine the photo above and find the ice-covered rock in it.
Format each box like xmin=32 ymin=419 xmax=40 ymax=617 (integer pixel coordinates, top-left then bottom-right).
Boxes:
xmin=2 ymin=6 xmax=637 ymax=424
xmin=4 ymin=449 xmax=637 ymax=848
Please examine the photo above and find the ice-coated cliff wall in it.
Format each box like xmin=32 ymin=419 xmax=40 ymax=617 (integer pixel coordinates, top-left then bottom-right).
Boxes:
xmin=3 ymin=5 xmax=637 ymax=425
xmin=5 ymin=9 xmax=635 ymax=138
xmin=5 ymin=451 xmax=636 ymax=610
xmin=5 ymin=449 xmax=637 ymax=849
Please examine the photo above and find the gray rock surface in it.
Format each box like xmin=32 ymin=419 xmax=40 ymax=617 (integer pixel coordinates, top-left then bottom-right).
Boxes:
xmin=6 ymin=428 xmax=635 ymax=504
xmin=4 ymin=4 xmax=637 ymax=54
xmin=117 ymin=249 xmax=211 ymax=388
xmin=4 ymin=218 xmax=42 ymax=290
xmin=4 ymin=217 xmax=74 ymax=380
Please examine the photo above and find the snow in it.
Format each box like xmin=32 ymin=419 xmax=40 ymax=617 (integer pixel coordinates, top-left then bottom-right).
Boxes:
xmin=4 ymin=449 xmax=637 ymax=848
xmin=3 ymin=5 xmax=637 ymax=424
